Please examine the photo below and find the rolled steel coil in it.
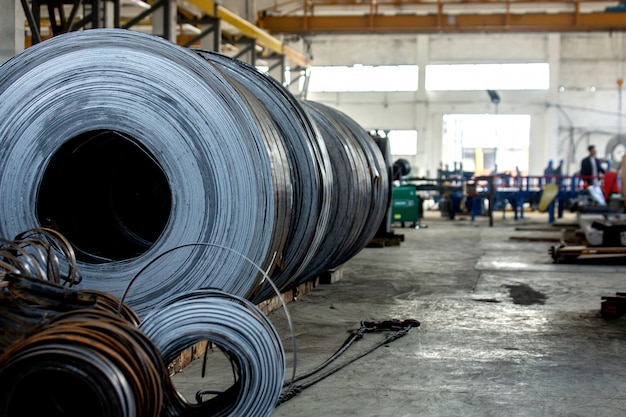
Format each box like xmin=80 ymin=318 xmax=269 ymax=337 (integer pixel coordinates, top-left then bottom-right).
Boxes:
xmin=297 ymin=101 xmax=389 ymax=281
xmin=139 ymin=288 xmax=285 ymax=417
xmin=0 ymin=29 xmax=292 ymax=317
xmin=0 ymin=308 xmax=166 ymax=417
xmin=192 ymin=51 xmax=334 ymax=301
xmin=372 ymin=135 xmax=393 ymax=236
xmin=0 ymin=28 xmax=388 ymax=314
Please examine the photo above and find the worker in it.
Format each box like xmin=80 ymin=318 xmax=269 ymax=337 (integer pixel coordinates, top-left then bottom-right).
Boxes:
xmin=513 ymin=166 xmax=523 ymax=187
xmin=554 ymin=159 xmax=564 ymax=186
xmin=580 ymin=145 xmax=604 ymax=186
xmin=543 ymin=159 xmax=554 ymax=184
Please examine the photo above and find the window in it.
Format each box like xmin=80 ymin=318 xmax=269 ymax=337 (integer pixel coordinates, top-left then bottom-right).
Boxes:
xmin=308 ymin=65 xmax=419 ymax=92
xmin=443 ymin=114 xmax=530 ymax=174
xmin=426 ymin=63 xmax=549 ymax=91
xmin=388 ymin=130 xmax=418 ymax=155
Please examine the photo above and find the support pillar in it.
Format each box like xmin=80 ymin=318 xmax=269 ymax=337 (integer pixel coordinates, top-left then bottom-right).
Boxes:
xmin=1 ymin=0 xmax=25 ymax=64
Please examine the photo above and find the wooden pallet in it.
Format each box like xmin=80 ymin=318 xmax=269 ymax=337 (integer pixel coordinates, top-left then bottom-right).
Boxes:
xmin=550 ymin=244 xmax=626 ymax=262
xmin=367 ymin=233 xmax=405 ymax=248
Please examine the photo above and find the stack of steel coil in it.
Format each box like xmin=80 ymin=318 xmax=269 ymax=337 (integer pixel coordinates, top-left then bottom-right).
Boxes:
xmin=0 ymin=28 xmax=389 ymax=316
xmin=0 ymin=229 xmax=286 ymax=417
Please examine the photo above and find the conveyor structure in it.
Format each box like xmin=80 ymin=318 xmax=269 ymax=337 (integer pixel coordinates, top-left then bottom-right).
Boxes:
xmin=407 ymin=171 xmax=622 ymax=225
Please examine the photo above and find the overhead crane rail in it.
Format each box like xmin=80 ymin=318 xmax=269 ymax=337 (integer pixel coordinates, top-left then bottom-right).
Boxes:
xmin=257 ymin=0 xmax=626 ymax=34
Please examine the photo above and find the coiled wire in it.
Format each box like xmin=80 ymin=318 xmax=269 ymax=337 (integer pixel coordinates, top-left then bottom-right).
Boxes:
xmin=0 ymin=227 xmax=79 ymax=286
xmin=0 ymin=308 xmax=166 ymax=417
xmin=139 ymin=288 xmax=285 ymax=417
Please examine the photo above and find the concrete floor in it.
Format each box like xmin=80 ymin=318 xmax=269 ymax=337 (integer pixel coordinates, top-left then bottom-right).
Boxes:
xmin=174 ymin=209 xmax=626 ymax=416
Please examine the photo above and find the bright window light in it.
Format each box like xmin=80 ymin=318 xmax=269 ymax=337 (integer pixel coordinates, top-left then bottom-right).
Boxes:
xmin=388 ymin=130 xmax=418 ymax=155
xmin=426 ymin=63 xmax=549 ymax=91
xmin=443 ymin=114 xmax=531 ymax=173
xmin=308 ymin=65 xmax=419 ymax=92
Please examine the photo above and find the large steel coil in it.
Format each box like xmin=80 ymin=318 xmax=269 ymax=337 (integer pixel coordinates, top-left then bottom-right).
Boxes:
xmin=0 ymin=28 xmax=389 ymax=316
xmin=139 ymin=288 xmax=285 ymax=417
xmin=192 ymin=51 xmax=334 ymax=301
xmin=0 ymin=29 xmax=291 ymax=317
xmin=297 ymin=101 xmax=389 ymax=282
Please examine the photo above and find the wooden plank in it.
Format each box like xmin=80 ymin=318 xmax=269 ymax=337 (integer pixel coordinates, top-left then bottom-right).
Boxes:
xmin=509 ymin=236 xmax=562 ymax=242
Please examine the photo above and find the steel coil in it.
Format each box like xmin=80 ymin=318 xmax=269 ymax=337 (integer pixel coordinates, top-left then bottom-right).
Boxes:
xmin=0 ymin=28 xmax=387 ymax=314
xmin=0 ymin=29 xmax=291 ymax=317
xmin=297 ymin=101 xmax=389 ymax=281
xmin=192 ymin=51 xmax=334 ymax=301
xmin=139 ymin=288 xmax=285 ymax=417
xmin=373 ymin=135 xmax=393 ymax=236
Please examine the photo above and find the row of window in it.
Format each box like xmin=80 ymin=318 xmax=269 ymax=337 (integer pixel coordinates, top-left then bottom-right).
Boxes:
xmin=302 ymin=63 xmax=549 ymax=92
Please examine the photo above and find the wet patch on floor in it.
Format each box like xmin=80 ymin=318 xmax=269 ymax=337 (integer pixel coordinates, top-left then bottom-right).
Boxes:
xmin=503 ymin=283 xmax=548 ymax=305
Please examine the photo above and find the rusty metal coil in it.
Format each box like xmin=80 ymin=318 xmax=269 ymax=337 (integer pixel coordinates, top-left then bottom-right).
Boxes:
xmin=0 ymin=273 xmax=142 ymax=354
xmin=0 ymin=29 xmax=293 ymax=317
xmin=0 ymin=308 xmax=166 ymax=417
xmin=139 ymin=288 xmax=285 ymax=417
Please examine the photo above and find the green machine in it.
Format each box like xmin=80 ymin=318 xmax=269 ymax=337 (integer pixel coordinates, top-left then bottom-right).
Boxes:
xmin=391 ymin=185 xmax=420 ymax=227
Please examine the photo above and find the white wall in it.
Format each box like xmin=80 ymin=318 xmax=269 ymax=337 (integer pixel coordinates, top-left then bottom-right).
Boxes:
xmin=295 ymin=32 xmax=626 ymax=178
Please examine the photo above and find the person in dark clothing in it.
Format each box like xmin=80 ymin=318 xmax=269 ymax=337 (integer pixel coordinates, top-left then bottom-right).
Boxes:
xmin=554 ymin=159 xmax=564 ymax=186
xmin=580 ymin=145 xmax=604 ymax=186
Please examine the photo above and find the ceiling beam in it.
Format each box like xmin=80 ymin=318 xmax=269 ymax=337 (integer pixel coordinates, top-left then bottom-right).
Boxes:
xmin=257 ymin=10 xmax=626 ymax=34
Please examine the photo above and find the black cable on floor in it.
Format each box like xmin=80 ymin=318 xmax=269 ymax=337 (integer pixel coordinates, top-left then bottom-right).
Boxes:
xmin=277 ymin=319 xmax=420 ymax=406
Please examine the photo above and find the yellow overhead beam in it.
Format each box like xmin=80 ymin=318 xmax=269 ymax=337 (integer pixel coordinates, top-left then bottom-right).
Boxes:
xmin=185 ymin=0 xmax=311 ymax=67
xmin=258 ymin=11 xmax=626 ymax=34
xmin=257 ymin=0 xmax=626 ymax=34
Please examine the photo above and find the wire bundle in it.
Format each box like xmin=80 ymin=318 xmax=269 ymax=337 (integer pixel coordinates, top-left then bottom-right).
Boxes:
xmin=0 ymin=227 xmax=140 ymax=352
xmin=139 ymin=288 xmax=285 ymax=417
xmin=0 ymin=227 xmax=79 ymax=286
xmin=0 ymin=308 xmax=166 ymax=417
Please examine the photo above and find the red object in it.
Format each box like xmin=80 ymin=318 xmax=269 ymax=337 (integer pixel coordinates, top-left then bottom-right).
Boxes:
xmin=602 ymin=171 xmax=620 ymax=199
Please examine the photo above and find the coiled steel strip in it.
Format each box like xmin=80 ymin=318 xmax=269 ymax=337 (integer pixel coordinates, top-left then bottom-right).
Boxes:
xmin=0 ymin=308 xmax=166 ymax=417
xmin=0 ymin=29 xmax=292 ymax=317
xmin=297 ymin=100 xmax=389 ymax=281
xmin=139 ymin=288 xmax=285 ymax=417
xmin=316 ymin=103 xmax=389 ymax=267
xmin=372 ymin=135 xmax=394 ymax=236
xmin=192 ymin=51 xmax=334 ymax=300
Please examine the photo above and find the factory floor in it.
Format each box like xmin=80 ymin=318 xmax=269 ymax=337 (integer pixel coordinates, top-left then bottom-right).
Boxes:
xmin=173 ymin=208 xmax=626 ymax=416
